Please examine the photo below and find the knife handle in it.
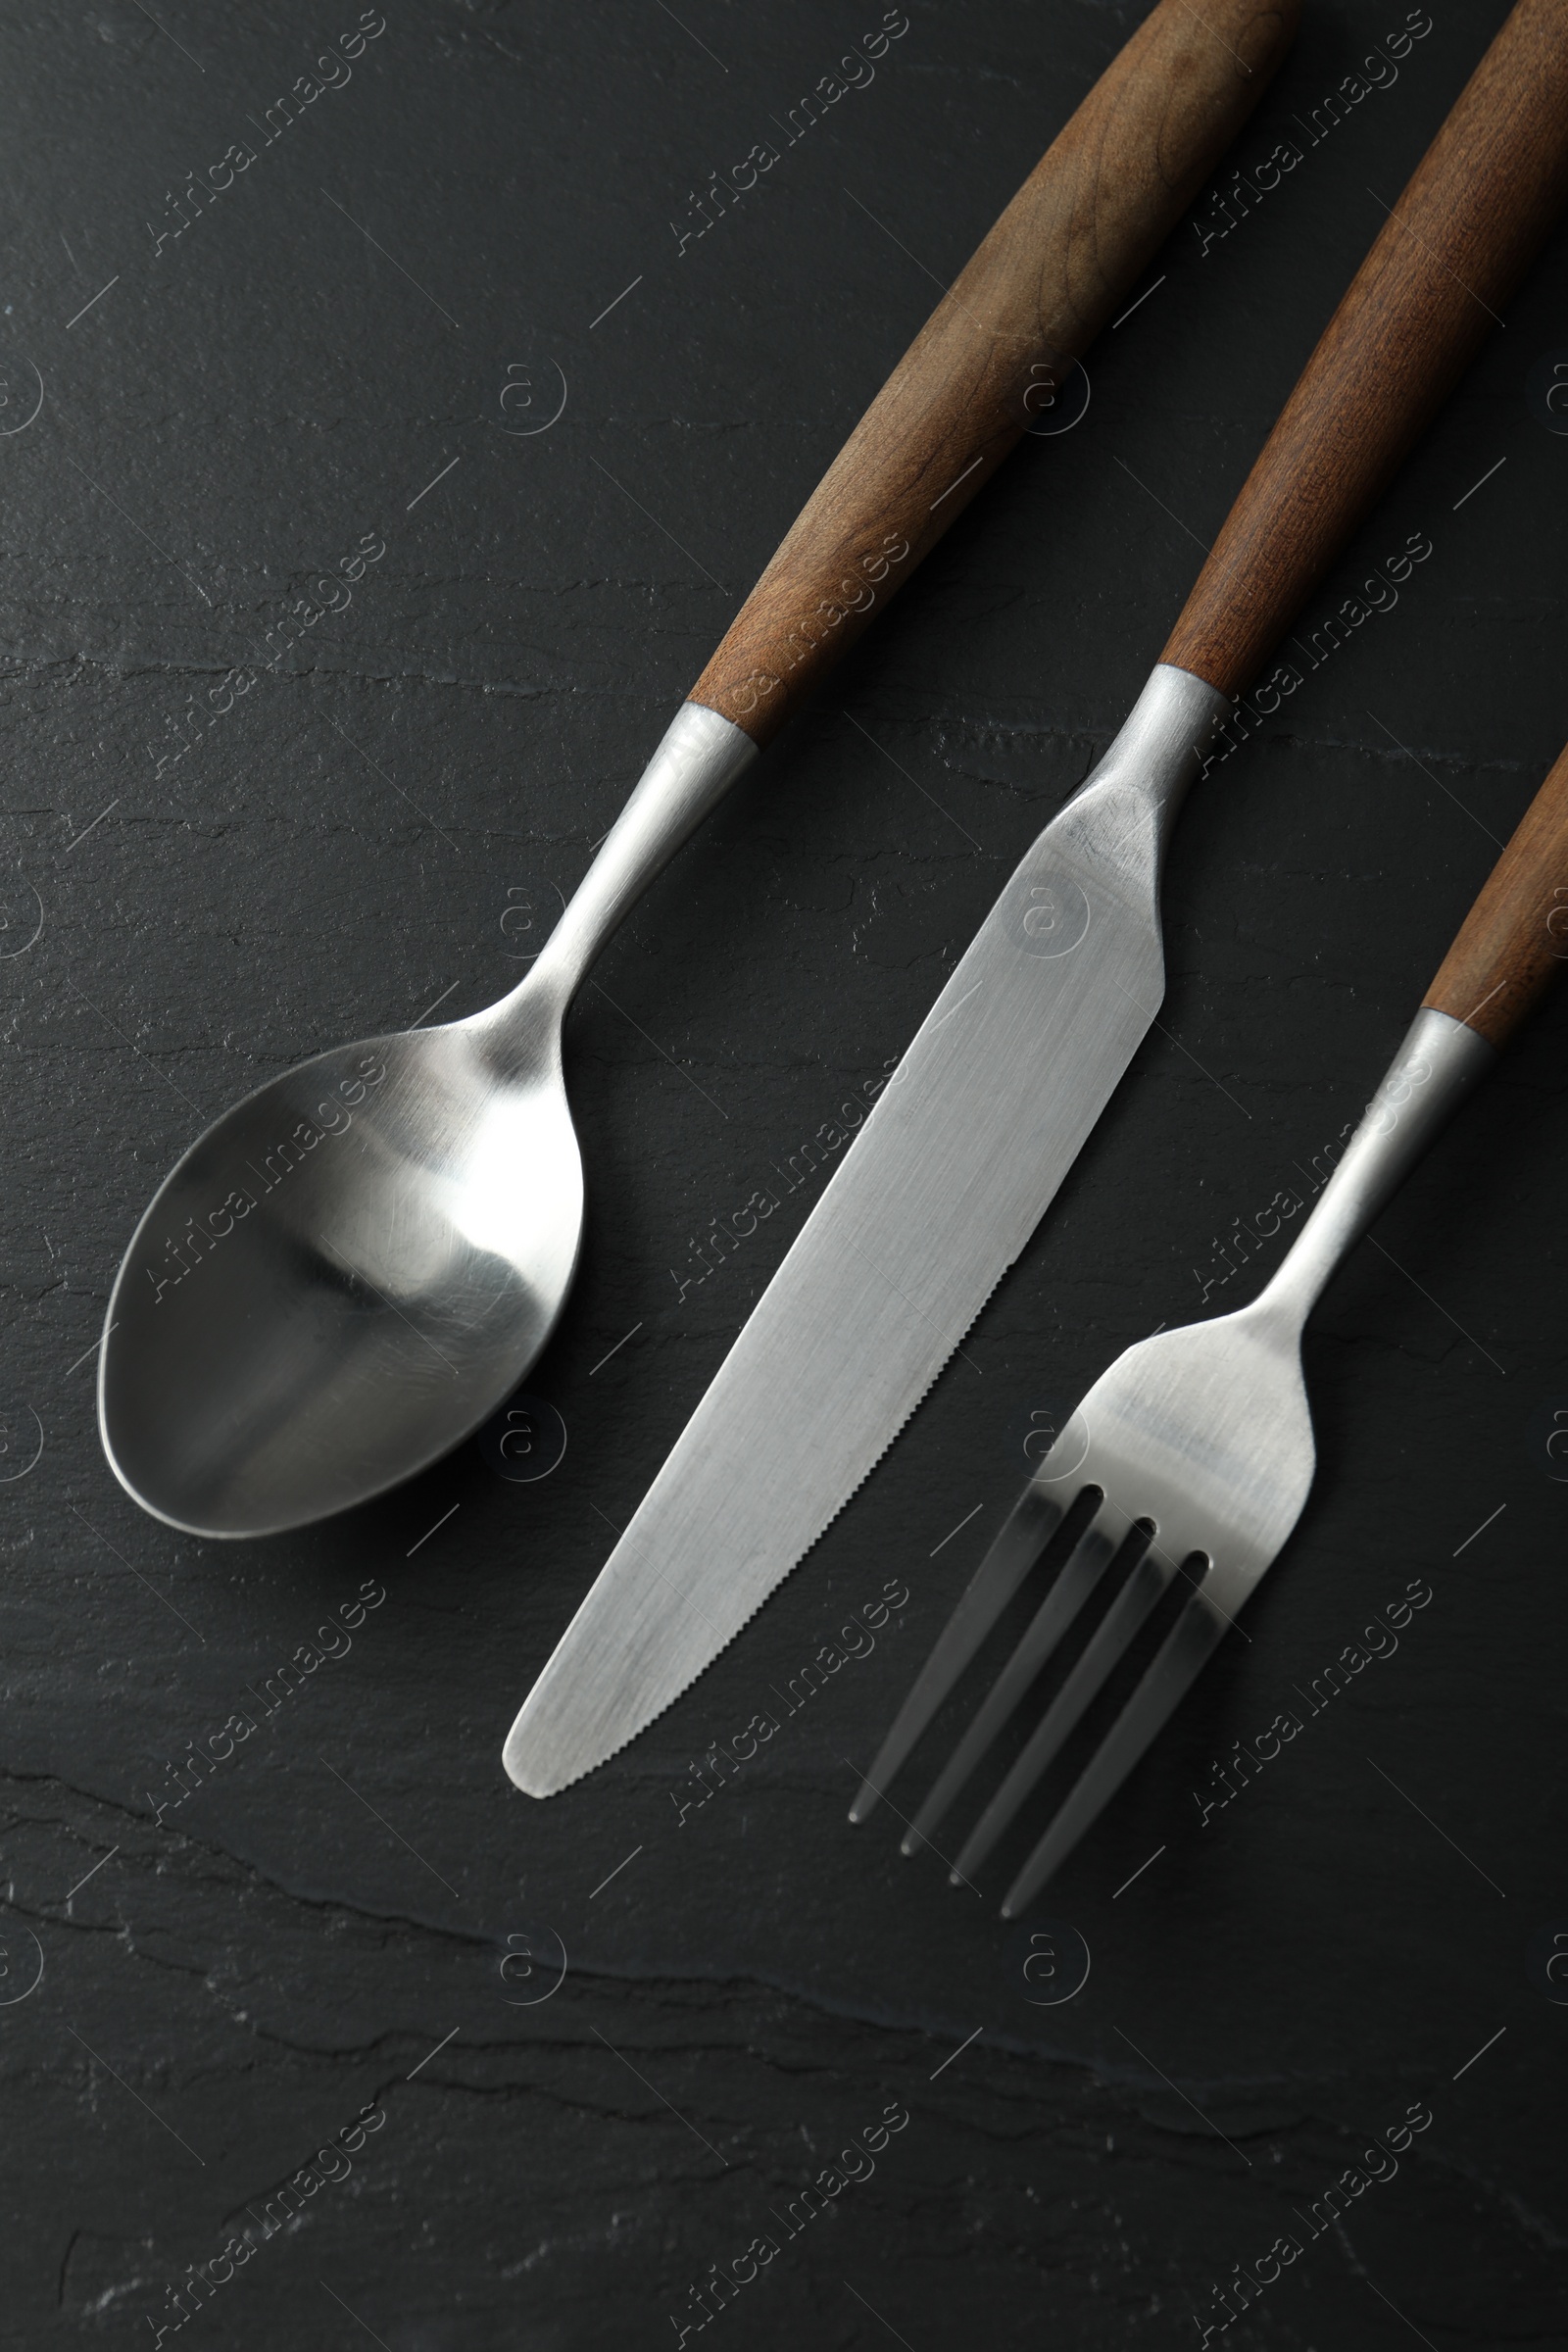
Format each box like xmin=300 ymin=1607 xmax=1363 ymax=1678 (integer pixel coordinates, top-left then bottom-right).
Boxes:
xmin=1161 ymin=0 xmax=1568 ymax=698
xmin=1422 ymin=739 xmax=1568 ymax=1046
xmin=687 ymin=0 xmax=1299 ymax=750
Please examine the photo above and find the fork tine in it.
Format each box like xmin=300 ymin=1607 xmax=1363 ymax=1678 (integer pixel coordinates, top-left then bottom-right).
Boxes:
xmin=999 ymin=1589 xmax=1230 ymax=1915
xmin=847 ymin=1477 xmax=1069 ymax=1825
xmin=950 ymin=1538 xmax=1175 ymax=1883
xmin=899 ymin=1502 xmax=1129 ymax=1853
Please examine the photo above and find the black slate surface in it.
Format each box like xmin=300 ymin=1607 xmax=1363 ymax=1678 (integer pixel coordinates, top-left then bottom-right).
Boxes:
xmin=2 ymin=2 xmax=1565 ymax=2346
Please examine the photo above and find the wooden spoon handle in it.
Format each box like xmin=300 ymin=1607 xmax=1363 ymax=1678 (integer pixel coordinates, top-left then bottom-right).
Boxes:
xmin=1424 ymin=743 xmax=1568 ymax=1047
xmin=688 ymin=0 xmax=1300 ymax=748
xmin=1162 ymin=0 xmax=1568 ymax=697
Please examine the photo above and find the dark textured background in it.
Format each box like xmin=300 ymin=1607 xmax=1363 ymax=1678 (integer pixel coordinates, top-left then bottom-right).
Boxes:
xmin=1 ymin=2 xmax=1565 ymax=2345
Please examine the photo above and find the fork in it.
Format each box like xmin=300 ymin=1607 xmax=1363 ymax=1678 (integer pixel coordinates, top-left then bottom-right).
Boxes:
xmin=850 ymin=736 xmax=1568 ymax=1915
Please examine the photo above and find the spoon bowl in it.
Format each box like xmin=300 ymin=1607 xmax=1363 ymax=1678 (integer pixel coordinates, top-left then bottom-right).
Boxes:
xmin=98 ymin=705 xmax=758 ymax=1535
xmin=101 ymin=999 xmax=581 ymax=1536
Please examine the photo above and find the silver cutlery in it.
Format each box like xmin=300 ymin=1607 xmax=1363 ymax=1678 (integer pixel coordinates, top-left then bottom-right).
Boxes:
xmin=851 ymin=733 xmax=1568 ymax=1910
xmin=97 ymin=0 xmax=1293 ymax=1536
xmin=503 ymin=0 xmax=1568 ymax=1799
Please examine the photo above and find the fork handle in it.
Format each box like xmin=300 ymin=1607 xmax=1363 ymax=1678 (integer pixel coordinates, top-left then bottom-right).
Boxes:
xmin=1162 ymin=0 xmax=1568 ymax=697
xmin=1261 ymin=737 xmax=1568 ymax=1324
xmin=688 ymin=0 xmax=1299 ymax=748
xmin=1424 ymin=741 xmax=1568 ymax=1044
xmin=1256 ymin=1006 xmax=1494 ymax=1328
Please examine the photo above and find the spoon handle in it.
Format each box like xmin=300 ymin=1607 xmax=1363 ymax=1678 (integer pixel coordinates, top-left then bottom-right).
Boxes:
xmin=525 ymin=702 xmax=757 ymax=1004
xmin=688 ymin=0 xmax=1298 ymax=750
xmin=522 ymin=0 xmax=1296 ymax=1006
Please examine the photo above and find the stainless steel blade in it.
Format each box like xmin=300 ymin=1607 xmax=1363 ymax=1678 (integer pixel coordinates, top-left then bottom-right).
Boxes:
xmin=503 ymin=664 xmax=1228 ymax=1797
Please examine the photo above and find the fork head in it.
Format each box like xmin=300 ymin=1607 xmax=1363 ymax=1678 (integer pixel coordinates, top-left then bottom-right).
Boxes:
xmin=1062 ymin=1292 xmax=1316 ymax=1604
xmin=849 ymin=1294 xmax=1317 ymax=1912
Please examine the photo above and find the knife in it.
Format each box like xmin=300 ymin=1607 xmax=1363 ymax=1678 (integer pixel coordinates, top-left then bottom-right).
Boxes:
xmin=504 ymin=0 xmax=1568 ymax=1799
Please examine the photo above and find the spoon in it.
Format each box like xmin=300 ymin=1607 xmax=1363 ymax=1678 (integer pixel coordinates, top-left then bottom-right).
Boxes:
xmin=95 ymin=0 xmax=1296 ymax=1534
xmin=99 ymin=705 xmax=751 ymax=1536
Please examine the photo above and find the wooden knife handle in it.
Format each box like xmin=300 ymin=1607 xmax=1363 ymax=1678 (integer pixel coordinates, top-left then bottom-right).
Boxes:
xmin=688 ymin=0 xmax=1300 ymax=748
xmin=1163 ymin=0 xmax=1568 ymax=697
xmin=1423 ymin=742 xmax=1568 ymax=1047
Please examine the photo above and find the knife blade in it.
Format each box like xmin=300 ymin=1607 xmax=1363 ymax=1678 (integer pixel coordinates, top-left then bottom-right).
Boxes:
xmin=504 ymin=667 xmax=1224 ymax=1792
xmin=505 ymin=0 xmax=1568 ymax=1797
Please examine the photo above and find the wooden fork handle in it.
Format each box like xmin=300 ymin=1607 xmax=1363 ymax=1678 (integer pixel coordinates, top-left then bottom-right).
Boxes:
xmin=1162 ymin=0 xmax=1568 ymax=697
xmin=1424 ymin=742 xmax=1568 ymax=1047
xmin=688 ymin=0 xmax=1300 ymax=748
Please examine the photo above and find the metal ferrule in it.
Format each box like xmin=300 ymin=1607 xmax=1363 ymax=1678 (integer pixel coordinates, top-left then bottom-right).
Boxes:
xmin=1254 ymin=1007 xmax=1497 ymax=1331
xmin=1067 ymin=662 xmax=1234 ymax=844
xmin=515 ymin=701 xmax=758 ymax=1014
